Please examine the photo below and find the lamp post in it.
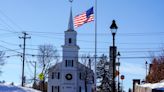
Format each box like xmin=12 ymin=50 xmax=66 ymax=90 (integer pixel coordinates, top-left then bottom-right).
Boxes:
xmin=117 ymin=52 xmax=121 ymax=92
xmin=145 ymin=61 xmax=148 ymax=83
xmin=110 ymin=20 xmax=118 ymax=92
xmin=121 ymin=75 xmax=125 ymax=92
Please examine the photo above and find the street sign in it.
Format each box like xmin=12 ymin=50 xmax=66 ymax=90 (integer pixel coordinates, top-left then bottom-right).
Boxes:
xmin=121 ymin=75 xmax=125 ymax=80
xmin=39 ymin=73 xmax=44 ymax=80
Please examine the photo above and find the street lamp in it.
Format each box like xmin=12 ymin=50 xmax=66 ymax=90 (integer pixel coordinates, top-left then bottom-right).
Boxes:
xmin=110 ymin=20 xmax=118 ymax=46
xmin=110 ymin=20 xmax=118 ymax=92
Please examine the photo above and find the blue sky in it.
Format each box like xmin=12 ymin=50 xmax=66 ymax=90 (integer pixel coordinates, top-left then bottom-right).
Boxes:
xmin=0 ymin=0 xmax=164 ymax=91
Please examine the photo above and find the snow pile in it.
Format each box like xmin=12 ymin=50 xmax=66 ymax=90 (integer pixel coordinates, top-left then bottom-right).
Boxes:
xmin=0 ymin=84 xmax=41 ymax=92
xmin=139 ymin=81 xmax=164 ymax=89
xmin=135 ymin=81 xmax=164 ymax=92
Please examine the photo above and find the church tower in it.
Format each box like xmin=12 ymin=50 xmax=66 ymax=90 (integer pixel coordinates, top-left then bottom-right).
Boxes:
xmin=62 ymin=7 xmax=80 ymax=68
xmin=48 ymin=5 xmax=94 ymax=92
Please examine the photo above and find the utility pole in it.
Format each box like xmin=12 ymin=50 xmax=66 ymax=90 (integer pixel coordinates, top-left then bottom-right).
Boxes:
xmin=19 ymin=32 xmax=31 ymax=86
xmin=34 ymin=61 xmax=37 ymax=83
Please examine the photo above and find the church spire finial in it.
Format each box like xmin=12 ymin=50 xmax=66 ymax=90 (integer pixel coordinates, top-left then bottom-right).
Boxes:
xmin=68 ymin=0 xmax=74 ymax=31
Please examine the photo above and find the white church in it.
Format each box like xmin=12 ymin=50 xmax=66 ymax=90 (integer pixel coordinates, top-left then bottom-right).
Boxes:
xmin=48 ymin=8 xmax=94 ymax=92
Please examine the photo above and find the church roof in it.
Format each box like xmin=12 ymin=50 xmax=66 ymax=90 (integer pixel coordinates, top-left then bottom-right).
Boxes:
xmin=48 ymin=61 xmax=93 ymax=73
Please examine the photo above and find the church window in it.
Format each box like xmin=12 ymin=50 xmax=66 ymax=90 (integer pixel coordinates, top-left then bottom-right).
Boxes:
xmin=65 ymin=60 xmax=67 ymax=67
xmin=92 ymin=76 xmax=94 ymax=84
xmin=69 ymin=38 xmax=72 ymax=44
xmin=66 ymin=60 xmax=73 ymax=67
xmin=65 ymin=60 xmax=74 ymax=67
xmin=54 ymin=86 xmax=60 ymax=92
xmin=52 ymin=86 xmax=54 ymax=92
xmin=58 ymin=86 xmax=60 ymax=92
xmin=57 ymin=72 xmax=60 ymax=79
xmin=52 ymin=72 xmax=54 ymax=79
xmin=67 ymin=60 xmax=72 ymax=67
xmin=79 ymin=86 xmax=81 ymax=92
xmin=72 ymin=60 xmax=73 ymax=67
xmin=79 ymin=72 xmax=82 ymax=80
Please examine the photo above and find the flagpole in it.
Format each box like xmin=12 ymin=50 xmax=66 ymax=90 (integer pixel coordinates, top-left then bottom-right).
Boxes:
xmin=94 ymin=0 xmax=97 ymax=91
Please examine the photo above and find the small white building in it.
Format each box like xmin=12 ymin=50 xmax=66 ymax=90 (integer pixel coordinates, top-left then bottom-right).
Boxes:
xmin=48 ymin=8 xmax=94 ymax=92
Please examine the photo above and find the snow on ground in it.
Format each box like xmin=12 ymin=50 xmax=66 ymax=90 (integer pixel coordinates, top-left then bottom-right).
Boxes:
xmin=139 ymin=81 xmax=164 ymax=89
xmin=135 ymin=80 xmax=164 ymax=92
xmin=0 ymin=84 xmax=41 ymax=92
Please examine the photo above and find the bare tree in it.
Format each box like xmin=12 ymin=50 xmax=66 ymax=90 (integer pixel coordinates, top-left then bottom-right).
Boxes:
xmin=80 ymin=54 xmax=94 ymax=92
xmin=147 ymin=49 xmax=164 ymax=83
xmin=0 ymin=51 xmax=5 ymax=75
xmin=37 ymin=44 xmax=59 ymax=92
xmin=147 ymin=58 xmax=164 ymax=83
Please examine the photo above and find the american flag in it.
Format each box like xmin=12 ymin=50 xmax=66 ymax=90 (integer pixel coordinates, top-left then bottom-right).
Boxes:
xmin=74 ymin=7 xmax=94 ymax=28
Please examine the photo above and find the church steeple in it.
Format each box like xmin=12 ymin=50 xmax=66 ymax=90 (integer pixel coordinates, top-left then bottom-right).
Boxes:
xmin=68 ymin=7 xmax=74 ymax=31
xmin=62 ymin=0 xmax=79 ymax=68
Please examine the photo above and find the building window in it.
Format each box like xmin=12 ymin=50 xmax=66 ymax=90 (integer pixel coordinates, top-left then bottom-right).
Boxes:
xmin=65 ymin=60 xmax=67 ymax=67
xmin=67 ymin=60 xmax=72 ymax=67
xmin=53 ymin=72 xmax=60 ymax=79
xmin=58 ymin=86 xmax=60 ymax=92
xmin=72 ymin=60 xmax=73 ymax=67
xmin=55 ymin=86 xmax=57 ymax=92
xmin=79 ymin=73 xmax=82 ymax=80
xmin=92 ymin=76 xmax=94 ymax=84
xmin=52 ymin=86 xmax=54 ymax=92
xmin=57 ymin=72 xmax=60 ymax=79
xmin=66 ymin=60 xmax=73 ymax=67
xmin=54 ymin=86 xmax=60 ymax=92
xmin=69 ymin=38 xmax=72 ymax=44
xmin=52 ymin=72 xmax=54 ymax=79
xmin=79 ymin=86 xmax=81 ymax=92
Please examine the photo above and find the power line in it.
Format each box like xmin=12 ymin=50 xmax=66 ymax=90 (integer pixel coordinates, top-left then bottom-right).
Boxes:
xmin=0 ymin=8 xmax=23 ymax=32
xmin=0 ymin=16 xmax=19 ymax=33
xmin=3 ymin=54 xmax=20 ymax=58
xmin=19 ymin=53 xmax=154 ymax=60
xmin=0 ymin=40 xmax=19 ymax=46
xmin=25 ymin=30 xmax=164 ymax=36
xmin=0 ymin=44 xmax=21 ymax=54
xmin=2 ymin=53 xmax=156 ymax=60
xmin=28 ymin=34 xmax=164 ymax=45
xmin=0 ymin=43 xmax=161 ymax=54
xmin=1 ymin=50 xmax=159 ymax=60
xmin=119 ymin=56 xmax=154 ymax=59
xmin=0 ymin=28 xmax=20 ymax=34
xmin=0 ymin=41 xmax=162 ymax=54
xmin=24 ymin=47 xmax=162 ymax=54
xmin=0 ymin=29 xmax=163 ymax=46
